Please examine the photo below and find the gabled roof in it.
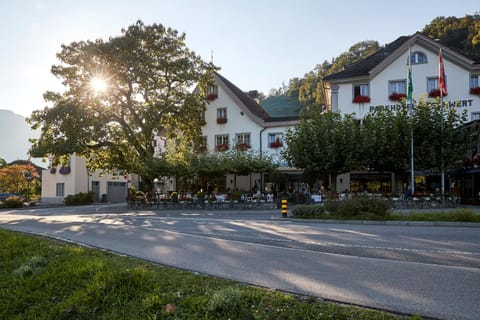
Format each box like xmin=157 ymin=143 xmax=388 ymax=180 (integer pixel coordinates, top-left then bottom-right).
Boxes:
xmin=323 ymin=32 xmax=480 ymax=82
xmin=213 ymin=72 xmax=299 ymax=124
xmin=259 ymin=95 xmax=302 ymax=118
xmin=324 ymin=36 xmax=410 ymax=81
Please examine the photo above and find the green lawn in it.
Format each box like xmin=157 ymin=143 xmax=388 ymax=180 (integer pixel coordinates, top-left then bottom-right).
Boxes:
xmin=0 ymin=228 xmax=419 ymax=319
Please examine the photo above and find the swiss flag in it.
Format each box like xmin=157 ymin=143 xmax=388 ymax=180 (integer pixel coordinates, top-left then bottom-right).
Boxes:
xmin=438 ymin=48 xmax=448 ymax=97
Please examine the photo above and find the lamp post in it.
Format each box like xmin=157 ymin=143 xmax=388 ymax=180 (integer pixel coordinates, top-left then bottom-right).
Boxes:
xmin=153 ymin=178 xmax=160 ymax=204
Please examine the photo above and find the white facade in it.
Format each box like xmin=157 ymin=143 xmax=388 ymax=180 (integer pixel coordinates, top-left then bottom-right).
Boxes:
xmin=326 ymin=33 xmax=480 ymax=121
xmin=202 ymin=73 xmax=297 ymax=156
xmin=41 ymin=155 xmax=139 ymax=204
xmin=199 ymin=72 xmax=299 ymax=192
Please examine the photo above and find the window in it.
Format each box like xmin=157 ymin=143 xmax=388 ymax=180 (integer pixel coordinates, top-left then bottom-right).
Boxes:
xmin=236 ymin=133 xmax=250 ymax=145
xmin=353 ymin=84 xmax=369 ymax=97
xmin=470 ymin=74 xmax=479 ymax=88
xmin=236 ymin=133 xmax=251 ymax=150
xmin=388 ymin=80 xmax=406 ymax=95
xmin=206 ymin=85 xmax=218 ymax=101
xmin=471 ymin=74 xmax=480 ymax=95
xmin=409 ymin=51 xmax=427 ymax=64
xmin=200 ymin=136 xmax=207 ymax=147
xmin=199 ymin=136 xmax=207 ymax=152
xmin=215 ymin=134 xmax=229 ymax=151
xmin=352 ymin=84 xmax=370 ymax=103
xmin=56 ymin=183 xmax=64 ymax=197
xmin=472 ymin=112 xmax=480 ymax=121
xmin=427 ymin=77 xmax=439 ymax=93
xmin=217 ymin=108 xmax=227 ymax=124
xmin=268 ymin=133 xmax=284 ymax=148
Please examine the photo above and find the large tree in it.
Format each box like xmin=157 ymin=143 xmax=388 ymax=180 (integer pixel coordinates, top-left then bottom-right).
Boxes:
xmin=282 ymin=111 xmax=361 ymax=189
xmin=28 ymin=21 xmax=215 ymax=185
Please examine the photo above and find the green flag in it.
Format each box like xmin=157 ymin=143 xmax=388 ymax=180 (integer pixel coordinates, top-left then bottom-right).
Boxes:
xmin=407 ymin=48 xmax=413 ymax=102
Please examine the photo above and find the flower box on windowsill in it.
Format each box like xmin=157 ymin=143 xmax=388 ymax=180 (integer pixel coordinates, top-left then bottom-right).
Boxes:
xmin=235 ymin=143 xmax=251 ymax=151
xmin=199 ymin=146 xmax=207 ymax=153
xmin=388 ymin=92 xmax=406 ymax=101
xmin=352 ymin=95 xmax=371 ymax=103
xmin=59 ymin=166 xmax=71 ymax=175
xmin=207 ymin=93 xmax=218 ymax=101
xmin=216 ymin=144 xmax=229 ymax=152
xmin=269 ymin=141 xmax=283 ymax=148
xmin=216 ymin=117 xmax=227 ymax=124
xmin=428 ymin=89 xmax=447 ymax=98
xmin=470 ymin=87 xmax=480 ymax=95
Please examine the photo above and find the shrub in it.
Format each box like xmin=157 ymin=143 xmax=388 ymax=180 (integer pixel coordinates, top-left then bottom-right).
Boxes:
xmin=64 ymin=192 xmax=95 ymax=206
xmin=292 ymin=205 xmax=326 ymax=218
xmin=292 ymin=197 xmax=392 ymax=219
xmin=2 ymin=196 xmax=24 ymax=208
xmin=329 ymin=196 xmax=391 ymax=217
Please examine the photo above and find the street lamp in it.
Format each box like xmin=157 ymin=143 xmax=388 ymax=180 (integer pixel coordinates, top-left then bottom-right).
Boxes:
xmin=153 ymin=178 xmax=160 ymax=204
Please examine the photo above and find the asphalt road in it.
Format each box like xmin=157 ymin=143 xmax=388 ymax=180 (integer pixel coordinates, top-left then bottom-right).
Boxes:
xmin=1 ymin=204 xmax=480 ymax=320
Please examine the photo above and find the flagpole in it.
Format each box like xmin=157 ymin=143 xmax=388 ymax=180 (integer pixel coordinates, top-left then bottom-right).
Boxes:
xmin=438 ymin=48 xmax=447 ymax=196
xmin=407 ymin=47 xmax=414 ymax=196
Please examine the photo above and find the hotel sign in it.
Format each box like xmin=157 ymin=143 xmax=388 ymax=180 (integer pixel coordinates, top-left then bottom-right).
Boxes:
xmin=369 ymin=99 xmax=475 ymax=112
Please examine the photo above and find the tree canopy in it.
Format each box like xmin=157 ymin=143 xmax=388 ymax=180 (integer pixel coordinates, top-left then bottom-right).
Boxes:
xmin=28 ymin=21 xmax=216 ymax=183
xmin=422 ymin=14 xmax=480 ymax=52
xmin=283 ymin=100 xmax=469 ymax=189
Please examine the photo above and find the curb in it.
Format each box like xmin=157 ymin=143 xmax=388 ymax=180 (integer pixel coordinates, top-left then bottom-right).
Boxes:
xmin=279 ymin=216 xmax=480 ymax=228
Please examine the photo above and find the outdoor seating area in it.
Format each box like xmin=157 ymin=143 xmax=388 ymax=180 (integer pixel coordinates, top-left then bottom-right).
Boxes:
xmin=127 ymin=191 xmax=278 ymax=210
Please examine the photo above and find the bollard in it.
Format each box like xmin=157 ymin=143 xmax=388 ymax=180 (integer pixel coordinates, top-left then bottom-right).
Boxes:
xmin=281 ymin=199 xmax=288 ymax=217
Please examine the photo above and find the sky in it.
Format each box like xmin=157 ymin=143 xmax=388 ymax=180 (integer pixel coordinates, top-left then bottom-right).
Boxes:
xmin=1 ymin=0 xmax=479 ymax=117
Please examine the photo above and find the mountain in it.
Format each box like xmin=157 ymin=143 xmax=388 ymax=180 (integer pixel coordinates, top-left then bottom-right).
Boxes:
xmin=0 ymin=109 xmax=42 ymax=164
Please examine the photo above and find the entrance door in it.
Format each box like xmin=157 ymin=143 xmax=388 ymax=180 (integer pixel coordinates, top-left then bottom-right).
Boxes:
xmin=91 ymin=181 xmax=100 ymax=202
xmin=107 ymin=182 xmax=127 ymax=202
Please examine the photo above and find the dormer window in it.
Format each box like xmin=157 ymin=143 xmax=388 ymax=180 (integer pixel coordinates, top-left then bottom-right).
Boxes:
xmin=206 ymin=85 xmax=218 ymax=101
xmin=409 ymin=51 xmax=427 ymax=65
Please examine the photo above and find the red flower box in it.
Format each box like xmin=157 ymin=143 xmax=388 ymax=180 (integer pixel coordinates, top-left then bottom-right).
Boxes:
xmin=470 ymin=87 xmax=480 ymax=95
xmin=352 ymin=95 xmax=371 ymax=103
xmin=207 ymin=93 xmax=218 ymax=101
xmin=428 ymin=89 xmax=447 ymax=98
xmin=388 ymin=92 xmax=406 ymax=101
xmin=236 ymin=143 xmax=251 ymax=151
xmin=216 ymin=117 xmax=227 ymax=124
xmin=269 ymin=140 xmax=283 ymax=148
xmin=216 ymin=144 xmax=229 ymax=152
